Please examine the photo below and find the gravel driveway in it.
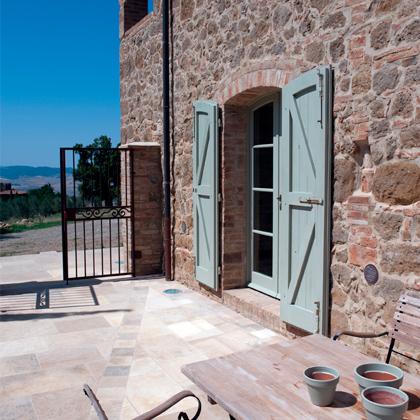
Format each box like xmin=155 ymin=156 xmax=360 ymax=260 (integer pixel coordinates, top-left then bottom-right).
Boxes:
xmin=0 ymin=220 xmax=122 ymax=257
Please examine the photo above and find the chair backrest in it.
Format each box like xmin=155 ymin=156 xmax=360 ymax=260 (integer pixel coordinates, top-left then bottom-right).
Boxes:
xmin=388 ymin=295 xmax=420 ymax=363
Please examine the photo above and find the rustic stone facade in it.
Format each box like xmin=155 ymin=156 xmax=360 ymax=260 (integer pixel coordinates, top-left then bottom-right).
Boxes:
xmin=119 ymin=0 xmax=420 ymax=372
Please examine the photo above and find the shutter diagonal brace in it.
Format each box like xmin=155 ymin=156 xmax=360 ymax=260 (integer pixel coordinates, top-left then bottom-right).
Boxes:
xmin=197 ymin=121 xmax=211 ymax=186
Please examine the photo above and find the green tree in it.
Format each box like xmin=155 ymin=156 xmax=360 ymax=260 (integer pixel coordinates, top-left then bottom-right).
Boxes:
xmin=27 ymin=183 xmax=56 ymax=200
xmin=73 ymin=136 xmax=120 ymax=206
xmin=0 ymin=184 xmax=61 ymax=222
xmin=27 ymin=183 xmax=60 ymax=217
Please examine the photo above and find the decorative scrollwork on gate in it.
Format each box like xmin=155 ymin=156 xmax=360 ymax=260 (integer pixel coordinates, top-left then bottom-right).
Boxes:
xmin=71 ymin=206 xmax=132 ymax=221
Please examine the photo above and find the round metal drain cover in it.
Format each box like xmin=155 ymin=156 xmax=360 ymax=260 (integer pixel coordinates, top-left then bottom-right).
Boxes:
xmin=164 ymin=289 xmax=182 ymax=294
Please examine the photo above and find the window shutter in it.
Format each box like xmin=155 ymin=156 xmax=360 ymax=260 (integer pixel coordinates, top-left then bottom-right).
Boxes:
xmin=193 ymin=100 xmax=219 ymax=290
xmin=279 ymin=66 xmax=332 ymax=334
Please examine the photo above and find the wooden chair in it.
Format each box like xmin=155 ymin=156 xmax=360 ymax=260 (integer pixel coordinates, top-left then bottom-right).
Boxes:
xmin=333 ymin=295 xmax=420 ymax=364
xmin=83 ymin=384 xmax=201 ymax=420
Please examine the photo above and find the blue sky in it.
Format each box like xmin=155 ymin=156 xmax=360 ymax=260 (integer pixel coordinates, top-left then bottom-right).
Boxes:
xmin=1 ymin=0 xmax=153 ymax=168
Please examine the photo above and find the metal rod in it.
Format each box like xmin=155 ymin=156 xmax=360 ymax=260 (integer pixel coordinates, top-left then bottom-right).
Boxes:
xmin=101 ymin=219 xmax=104 ymax=276
xmin=117 ymin=219 xmax=121 ymax=274
xmin=129 ymin=149 xmax=135 ymax=276
xmin=108 ymin=149 xmax=111 ymax=206
xmin=92 ymin=220 xmax=95 ymax=277
xmin=60 ymin=148 xmax=69 ymax=283
xmin=162 ymin=0 xmax=172 ymax=281
xmin=99 ymin=153 xmax=102 ymax=207
xmin=73 ymin=150 xmax=77 ymax=206
xmin=81 ymin=150 xmax=85 ymax=207
xmin=73 ymin=150 xmax=79 ymax=279
xmin=109 ymin=219 xmax=112 ymax=274
xmin=123 ymin=151 xmax=128 ymax=275
xmin=90 ymin=150 xmax=94 ymax=208
xmin=75 ymin=221 xmax=78 ymax=278
xmin=83 ymin=220 xmax=87 ymax=277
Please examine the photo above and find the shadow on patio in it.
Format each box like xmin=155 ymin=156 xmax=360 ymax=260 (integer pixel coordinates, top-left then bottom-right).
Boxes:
xmin=0 ymin=252 xmax=287 ymax=420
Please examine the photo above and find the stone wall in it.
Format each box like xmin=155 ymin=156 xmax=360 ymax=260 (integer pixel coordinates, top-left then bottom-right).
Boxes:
xmin=120 ymin=0 xmax=420 ymax=372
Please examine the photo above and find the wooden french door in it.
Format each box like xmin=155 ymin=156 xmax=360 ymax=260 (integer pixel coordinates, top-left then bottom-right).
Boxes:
xmin=248 ymin=94 xmax=280 ymax=298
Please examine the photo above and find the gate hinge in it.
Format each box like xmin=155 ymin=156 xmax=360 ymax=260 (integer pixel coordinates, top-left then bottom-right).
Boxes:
xmin=218 ymin=193 xmax=222 ymax=202
xmin=218 ymin=118 xmax=223 ymax=128
xmin=217 ymin=266 xmax=221 ymax=275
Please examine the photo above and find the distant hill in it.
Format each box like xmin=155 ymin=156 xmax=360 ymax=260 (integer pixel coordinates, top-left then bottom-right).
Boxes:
xmin=0 ymin=166 xmax=73 ymax=193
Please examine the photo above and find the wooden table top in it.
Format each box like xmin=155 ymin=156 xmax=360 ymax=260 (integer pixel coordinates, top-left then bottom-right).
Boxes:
xmin=181 ymin=334 xmax=420 ymax=420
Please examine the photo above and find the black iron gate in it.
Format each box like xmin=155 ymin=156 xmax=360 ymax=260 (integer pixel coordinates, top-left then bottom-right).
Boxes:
xmin=60 ymin=147 xmax=134 ymax=281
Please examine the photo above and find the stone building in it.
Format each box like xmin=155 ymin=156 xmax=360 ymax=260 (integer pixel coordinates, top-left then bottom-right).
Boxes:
xmin=119 ymin=0 xmax=420 ymax=372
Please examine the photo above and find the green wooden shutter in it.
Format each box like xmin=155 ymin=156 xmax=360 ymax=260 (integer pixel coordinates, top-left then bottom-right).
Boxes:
xmin=279 ymin=66 xmax=331 ymax=334
xmin=193 ymin=100 xmax=219 ymax=290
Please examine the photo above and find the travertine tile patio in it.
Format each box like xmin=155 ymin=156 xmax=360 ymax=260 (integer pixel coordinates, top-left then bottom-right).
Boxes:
xmin=0 ymin=252 xmax=288 ymax=419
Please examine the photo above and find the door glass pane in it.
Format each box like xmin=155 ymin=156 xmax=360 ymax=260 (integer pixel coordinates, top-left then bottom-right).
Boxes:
xmin=253 ymin=102 xmax=273 ymax=145
xmin=253 ymin=191 xmax=273 ymax=233
xmin=253 ymin=148 xmax=273 ymax=189
xmin=253 ymin=233 xmax=273 ymax=277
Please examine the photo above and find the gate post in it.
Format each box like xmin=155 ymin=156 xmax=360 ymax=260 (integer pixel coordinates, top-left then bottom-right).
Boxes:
xmin=120 ymin=142 xmax=163 ymax=276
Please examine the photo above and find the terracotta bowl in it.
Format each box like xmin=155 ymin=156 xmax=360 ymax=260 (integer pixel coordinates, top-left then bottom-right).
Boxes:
xmin=355 ymin=362 xmax=404 ymax=393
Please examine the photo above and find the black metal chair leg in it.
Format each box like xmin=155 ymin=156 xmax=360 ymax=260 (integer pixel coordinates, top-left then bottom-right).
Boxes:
xmin=386 ymin=337 xmax=396 ymax=364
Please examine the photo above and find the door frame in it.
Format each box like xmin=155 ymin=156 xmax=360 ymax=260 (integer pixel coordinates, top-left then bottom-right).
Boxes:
xmin=247 ymin=92 xmax=281 ymax=298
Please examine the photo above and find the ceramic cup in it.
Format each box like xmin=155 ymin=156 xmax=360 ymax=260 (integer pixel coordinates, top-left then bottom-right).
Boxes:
xmin=361 ymin=386 xmax=409 ymax=420
xmin=355 ymin=363 xmax=404 ymax=393
xmin=303 ymin=366 xmax=340 ymax=406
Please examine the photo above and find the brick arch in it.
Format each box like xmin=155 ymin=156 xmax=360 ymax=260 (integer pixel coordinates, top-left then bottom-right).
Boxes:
xmin=214 ymin=68 xmax=291 ymax=106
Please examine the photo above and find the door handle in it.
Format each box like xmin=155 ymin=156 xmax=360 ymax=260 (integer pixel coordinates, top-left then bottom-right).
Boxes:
xmin=299 ymin=197 xmax=323 ymax=205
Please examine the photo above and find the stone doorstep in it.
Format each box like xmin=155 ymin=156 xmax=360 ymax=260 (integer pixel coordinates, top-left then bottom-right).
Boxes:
xmin=223 ymin=288 xmax=281 ymax=333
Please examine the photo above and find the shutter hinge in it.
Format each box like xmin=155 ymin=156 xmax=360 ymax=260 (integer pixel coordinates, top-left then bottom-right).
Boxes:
xmin=317 ymin=69 xmax=323 ymax=124
xmin=317 ymin=69 xmax=323 ymax=100
xmin=218 ymin=193 xmax=222 ymax=202
xmin=314 ymin=301 xmax=320 ymax=334
xmin=218 ymin=118 xmax=223 ymax=128
xmin=217 ymin=266 xmax=221 ymax=275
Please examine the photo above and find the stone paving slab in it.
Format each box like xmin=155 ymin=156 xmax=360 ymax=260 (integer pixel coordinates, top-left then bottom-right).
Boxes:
xmin=0 ymin=252 xmax=288 ymax=419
